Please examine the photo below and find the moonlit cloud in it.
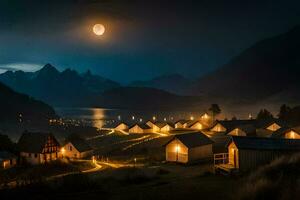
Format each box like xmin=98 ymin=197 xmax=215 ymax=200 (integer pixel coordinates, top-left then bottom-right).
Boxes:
xmin=0 ymin=63 xmax=43 ymax=73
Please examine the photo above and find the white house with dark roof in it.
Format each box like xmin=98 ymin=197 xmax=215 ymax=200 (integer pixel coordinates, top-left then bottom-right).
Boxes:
xmin=18 ymin=131 xmax=61 ymax=165
xmin=165 ymin=132 xmax=214 ymax=163
xmin=62 ymin=137 xmax=93 ymax=159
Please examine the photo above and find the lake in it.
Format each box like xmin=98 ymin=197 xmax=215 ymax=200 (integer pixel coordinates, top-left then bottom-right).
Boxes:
xmin=55 ymin=107 xmax=205 ymax=129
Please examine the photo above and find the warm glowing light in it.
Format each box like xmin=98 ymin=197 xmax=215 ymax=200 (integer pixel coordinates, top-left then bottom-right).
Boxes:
xmin=61 ymin=148 xmax=66 ymax=154
xmin=93 ymin=24 xmax=105 ymax=36
xmin=132 ymin=116 xmax=135 ymax=120
xmin=190 ymin=116 xmax=194 ymax=120
xmin=152 ymin=116 xmax=156 ymax=121
xmin=164 ymin=118 xmax=167 ymax=121
xmin=139 ymin=118 xmax=143 ymax=122
xmin=175 ymin=145 xmax=180 ymax=152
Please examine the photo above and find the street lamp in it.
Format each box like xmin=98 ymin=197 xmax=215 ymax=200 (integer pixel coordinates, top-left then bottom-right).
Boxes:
xmin=134 ymin=157 xmax=137 ymax=168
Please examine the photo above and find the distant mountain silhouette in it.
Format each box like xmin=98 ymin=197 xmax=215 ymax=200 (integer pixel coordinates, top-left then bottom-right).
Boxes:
xmin=190 ymin=26 xmax=300 ymax=106
xmin=129 ymin=74 xmax=194 ymax=95
xmin=0 ymin=82 xmax=56 ymax=122
xmin=92 ymin=87 xmax=202 ymax=110
xmin=0 ymin=64 xmax=120 ymax=106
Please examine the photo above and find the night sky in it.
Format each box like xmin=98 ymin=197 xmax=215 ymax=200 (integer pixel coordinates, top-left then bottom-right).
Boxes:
xmin=0 ymin=0 xmax=300 ymax=83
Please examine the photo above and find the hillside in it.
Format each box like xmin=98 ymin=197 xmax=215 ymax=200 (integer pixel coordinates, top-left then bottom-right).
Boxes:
xmin=0 ymin=82 xmax=57 ymax=122
xmin=129 ymin=74 xmax=194 ymax=95
xmin=0 ymin=64 xmax=120 ymax=106
xmin=191 ymin=26 xmax=300 ymax=106
xmin=92 ymin=87 xmax=203 ymax=110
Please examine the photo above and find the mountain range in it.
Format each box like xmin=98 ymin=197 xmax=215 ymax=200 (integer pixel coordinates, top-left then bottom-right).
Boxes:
xmin=129 ymin=74 xmax=194 ymax=95
xmin=0 ymin=64 xmax=120 ymax=106
xmin=1 ymin=26 xmax=300 ymax=112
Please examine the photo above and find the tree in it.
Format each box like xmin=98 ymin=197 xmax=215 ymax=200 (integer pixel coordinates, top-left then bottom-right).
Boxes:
xmin=278 ymin=104 xmax=291 ymax=121
xmin=0 ymin=134 xmax=16 ymax=153
xmin=209 ymin=104 xmax=221 ymax=122
xmin=256 ymin=109 xmax=274 ymax=121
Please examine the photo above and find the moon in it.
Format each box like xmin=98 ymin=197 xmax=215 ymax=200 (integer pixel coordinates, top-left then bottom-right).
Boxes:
xmin=93 ymin=24 xmax=105 ymax=36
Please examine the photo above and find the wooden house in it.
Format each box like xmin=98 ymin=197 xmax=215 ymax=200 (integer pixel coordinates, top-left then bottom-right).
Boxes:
xmin=256 ymin=119 xmax=284 ymax=132
xmin=0 ymin=151 xmax=17 ymax=169
xmin=228 ymin=124 xmax=256 ymax=136
xmin=153 ymin=122 xmax=174 ymax=133
xmin=165 ymin=132 xmax=214 ymax=163
xmin=103 ymin=121 xmax=129 ymax=131
xmin=146 ymin=120 xmax=156 ymax=128
xmin=18 ymin=131 xmax=61 ymax=165
xmin=272 ymin=128 xmax=300 ymax=139
xmin=216 ymin=136 xmax=300 ymax=173
xmin=62 ymin=137 xmax=93 ymax=159
xmin=128 ymin=123 xmax=152 ymax=134
xmin=210 ymin=120 xmax=256 ymax=133
xmin=175 ymin=120 xmax=190 ymax=129
xmin=187 ymin=121 xmax=205 ymax=130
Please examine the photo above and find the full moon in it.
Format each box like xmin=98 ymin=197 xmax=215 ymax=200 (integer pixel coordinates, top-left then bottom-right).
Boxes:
xmin=93 ymin=24 xmax=105 ymax=36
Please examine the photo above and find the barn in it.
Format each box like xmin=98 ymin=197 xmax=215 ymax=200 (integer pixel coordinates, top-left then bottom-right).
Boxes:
xmin=165 ymin=132 xmax=214 ymax=163
xmin=62 ymin=137 xmax=93 ymax=159
xmin=217 ymin=136 xmax=300 ymax=172
xmin=103 ymin=121 xmax=129 ymax=131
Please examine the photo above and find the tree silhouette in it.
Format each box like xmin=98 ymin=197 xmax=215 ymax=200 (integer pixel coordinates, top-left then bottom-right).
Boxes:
xmin=209 ymin=104 xmax=221 ymax=122
xmin=256 ymin=109 xmax=274 ymax=121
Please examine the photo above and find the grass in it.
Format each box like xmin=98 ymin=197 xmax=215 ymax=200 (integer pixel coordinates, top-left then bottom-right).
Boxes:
xmin=0 ymin=162 xmax=239 ymax=200
xmin=237 ymin=153 xmax=300 ymax=200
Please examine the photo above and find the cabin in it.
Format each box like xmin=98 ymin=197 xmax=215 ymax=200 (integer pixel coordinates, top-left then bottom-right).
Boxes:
xmin=272 ymin=128 xmax=300 ymax=139
xmin=128 ymin=123 xmax=152 ymax=134
xmin=215 ymin=136 xmax=300 ymax=173
xmin=187 ymin=121 xmax=205 ymax=130
xmin=256 ymin=119 xmax=284 ymax=132
xmin=62 ymin=137 xmax=93 ymax=159
xmin=103 ymin=121 xmax=129 ymax=131
xmin=146 ymin=120 xmax=156 ymax=128
xmin=18 ymin=131 xmax=61 ymax=165
xmin=210 ymin=120 xmax=256 ymax=133
xmin=0 ymin=151 xmax=17 ymax=169
xmin=165 ymin=132 xmax=214 ymax=163
xmin=175 ymin=120 xmax=190 ymax=129
xmin=228 ymin=124 xmax=256 ymax=136
xmin=153 ymin=122 xmax=174 ymax=133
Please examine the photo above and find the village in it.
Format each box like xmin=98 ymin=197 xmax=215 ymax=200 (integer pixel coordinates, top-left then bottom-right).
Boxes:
xmin=1 ymin=104 xmax=300 ymax=198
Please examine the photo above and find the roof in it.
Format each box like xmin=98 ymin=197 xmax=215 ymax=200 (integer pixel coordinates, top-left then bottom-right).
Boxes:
xmin=229 ymin=136 xmax=300 ymax=151
xmin=0 ymin=151 xmax=17 ymax=160
xmin=165 ymin=132 xmax=214 ymax=148
xmin=67 ymin=138 xmax=93 ymax=152
xmin=155 ymin=122 xmax=174 ymax=128
xmin=18 ymin=131 xmax=60 ymax=153
xmin=213 ymin=120 xmax=256 ymax=132
xmin=186 ymin=120 xmax=203 ymax=127
xmin=231 ymin=124 xmax=256 ymax=136
xmin=129 ymin=123 xmax=152 ymax=129
xmin=271 ymin=127 xmax=299 ymax=138
xmin=175 ymin=120 xmax=190 ymax=125
xmin=102 ymin=121 xmax=129 ymax=129
xmin=256 ymin=119 xmax=286 ymax=129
